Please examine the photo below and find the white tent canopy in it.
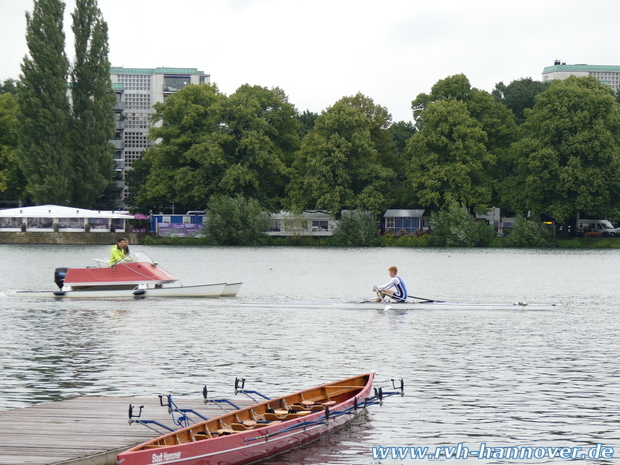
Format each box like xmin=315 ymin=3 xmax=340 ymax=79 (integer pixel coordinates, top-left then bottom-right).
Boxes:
xmin=0 ymin=205 xmax=133 ymax=232
xmin=0 ymin=205 xmax=132 ymax=219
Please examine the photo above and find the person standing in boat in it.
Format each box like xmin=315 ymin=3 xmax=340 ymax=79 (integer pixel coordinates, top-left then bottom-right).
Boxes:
xmin=109 ymin=237 xmax=130 ymax=265
xmin=373 ymin=266 xmax=408 ymax=302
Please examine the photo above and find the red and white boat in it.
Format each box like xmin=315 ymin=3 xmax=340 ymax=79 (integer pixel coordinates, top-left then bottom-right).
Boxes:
xmin=117 ymin=373 xmax=377 ymax=465
xmin=16 ymin=252 xmax=242 ymax=299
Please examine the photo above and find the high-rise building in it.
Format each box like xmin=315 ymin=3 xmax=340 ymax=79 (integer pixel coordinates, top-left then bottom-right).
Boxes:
xmin=542 ymin=60 xmax=620 ymax=91
xmin=110 ymin=67 xmax=210 ymax=203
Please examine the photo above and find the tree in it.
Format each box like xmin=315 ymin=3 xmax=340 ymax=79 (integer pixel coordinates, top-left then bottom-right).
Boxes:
xmin=406 ymin=99 xmax=495 ymax=212
xmin=504 ymin=76 xmax=620 ymax=229
xmin=135 ymin=84 xmax=300 ymax=212
xmin=70 ymin=0 xmax=116 ymax=208
xmin=504 ymin=214 xmax=554 ymax=247
xmin=298 ymin=110 xmax=318 ymax=137
xmin=493 ymin=78 xmax=550 ymax=125
xmin=337 ymin=92 xmax=393 ymax=158
xmin=387 ymin=120 xmax=416 ymax=207
xmin=411 ymin=75 xmax=517 ymax=208
xmin=18 ymin=0 xmax=72 ymax=204
xmin=206 ymin=194 xmax=270 ymax=245
xmin=0 ymin=93 xmax=26 ymax=200
xmin=0 ymin=79 xmax=19 ymax=96
xmin=429 ymin=201 xmax=495 ymax=247
xmin=332 ymin=210 xmax=379 ymax=246
xmin=286 ymin=102 xmax=396 ymax=214
xmin=219 ymin=84 xmax=300 ymax=210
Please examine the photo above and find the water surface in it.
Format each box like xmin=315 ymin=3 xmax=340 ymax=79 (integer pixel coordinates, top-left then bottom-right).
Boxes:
xmin=1 ymin=245 xmax=618 ymax=464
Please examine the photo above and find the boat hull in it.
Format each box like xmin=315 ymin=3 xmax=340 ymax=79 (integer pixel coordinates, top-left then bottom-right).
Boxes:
xmin=16 ymin=282 xmax=230 ymax=298
xmin=241 ymin=301 xmax=558 ymax=311
xmin=221 ymin=282 xmax=242 ymax=297
xmin=117 ymin=374 xmax=374 ymax=465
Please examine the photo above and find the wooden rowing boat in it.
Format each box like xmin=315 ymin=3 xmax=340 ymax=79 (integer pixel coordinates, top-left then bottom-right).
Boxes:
xmin=117 ymin=373 xmax=374 ymax=465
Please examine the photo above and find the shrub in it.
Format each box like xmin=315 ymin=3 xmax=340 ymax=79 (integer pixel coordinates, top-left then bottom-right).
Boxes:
xmin=206 ymin=195 xmax=270 ymax=246
xmin=332 ymin=211 xmax=380 ymax=246
xmin=504 ymin=215 xmax=555 ymax=247
xmin=429 ymin=202 xmax=495 ymax=247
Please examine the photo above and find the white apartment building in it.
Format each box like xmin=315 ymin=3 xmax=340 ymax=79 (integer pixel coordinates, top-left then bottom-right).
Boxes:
xmin=542 ymin=60 xmax=620 ymax=91
xmin=110 ymin=67 xmax=210 ymax=202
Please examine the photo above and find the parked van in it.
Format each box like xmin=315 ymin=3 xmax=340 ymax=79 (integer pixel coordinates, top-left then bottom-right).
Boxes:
xmin=577 ymin=219 xmax=617 ymax=237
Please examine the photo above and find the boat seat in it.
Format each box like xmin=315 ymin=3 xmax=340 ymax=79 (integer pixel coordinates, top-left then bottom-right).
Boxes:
xmin=264 ymin=410 xmax=312 ymax=421
xmin=231 ymin=420 xmax=258 ymax=431
xmin=321 ymin=400 xmax=337 ymax=407
xmin=292 ymin=402 xmax=325 ymax=412
xmin=215 ymin=428 xmax=235 ymax=436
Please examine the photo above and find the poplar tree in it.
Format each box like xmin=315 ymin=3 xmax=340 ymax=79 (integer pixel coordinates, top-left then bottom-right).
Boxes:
xmin=70 ymin=0 xmax=115 ymax=208
xmin=18 ymin=0 xmax=72 ymax=204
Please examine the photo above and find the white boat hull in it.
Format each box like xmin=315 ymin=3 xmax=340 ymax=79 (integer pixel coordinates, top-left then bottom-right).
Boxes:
xmin=242 ymin=300 xmax=559 ymax=311
xmin=221 ymin=282 xmax=242 ymax=297
xmin=15 ymin=282 xmax=241 ymax=299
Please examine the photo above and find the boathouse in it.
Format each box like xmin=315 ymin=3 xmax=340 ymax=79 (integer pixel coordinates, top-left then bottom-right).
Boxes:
xmin=383 ymin=209 xmax=427 ymax=235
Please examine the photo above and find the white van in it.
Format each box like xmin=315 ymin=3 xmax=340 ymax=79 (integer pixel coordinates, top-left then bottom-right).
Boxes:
xmin=577 ymin=219 xmax=617 ymax=237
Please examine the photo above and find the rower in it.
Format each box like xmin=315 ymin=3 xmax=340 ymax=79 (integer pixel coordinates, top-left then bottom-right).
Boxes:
xmin=373 ymin=266 xmax=408 ymax=302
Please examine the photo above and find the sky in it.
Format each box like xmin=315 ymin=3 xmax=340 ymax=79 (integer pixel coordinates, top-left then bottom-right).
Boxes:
xmin=1 ymin=0 xmax=620 ymax=123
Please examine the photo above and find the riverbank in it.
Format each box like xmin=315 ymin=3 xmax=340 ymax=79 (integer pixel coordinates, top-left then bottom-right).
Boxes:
xmin=142 ymin=234 xmax=620 ymax=248
xmin=0 ymin=231 xmax=152 ymax=245
xmin=2 ymin=231 xmax=620 ymax=247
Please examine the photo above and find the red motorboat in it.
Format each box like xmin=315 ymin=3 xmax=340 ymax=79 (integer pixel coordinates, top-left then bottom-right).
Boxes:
xmin=15 ymin=252 xmax=241 ymax=298
xmin=117 ymin=373 xmax=389 ymax=465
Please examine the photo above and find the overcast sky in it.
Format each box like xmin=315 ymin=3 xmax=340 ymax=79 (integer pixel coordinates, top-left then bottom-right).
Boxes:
xmin=1 ymin=0 xmax=619 ymax=122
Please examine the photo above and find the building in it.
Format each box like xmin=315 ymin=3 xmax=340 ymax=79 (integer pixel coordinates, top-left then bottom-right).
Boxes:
xmin=542 ymin=60 xmax=620 ymax=91
xmin=109 ymin=67 xmax=210 ymax=203
xmin=383 ymin=209 xmax=427 ymax=235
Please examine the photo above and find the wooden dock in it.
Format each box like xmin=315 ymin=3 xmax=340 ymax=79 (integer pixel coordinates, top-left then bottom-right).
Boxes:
xmin=0 ymin=395 xmax=253 ymax=465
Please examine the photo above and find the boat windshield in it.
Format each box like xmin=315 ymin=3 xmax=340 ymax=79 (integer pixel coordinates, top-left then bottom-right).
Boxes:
xmin=117 ymin=252 xmax=154 ymax=264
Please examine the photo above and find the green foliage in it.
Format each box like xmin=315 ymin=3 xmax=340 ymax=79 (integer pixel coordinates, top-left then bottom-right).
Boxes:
xmin=69 ymin=0 xmax=115 ymax=208
xmin=408 ymin=74 xmax=517 ymax=210
xmin=332 ymin=210 xmax=379 ymax=246
xmin=135 ymin=84 xmax=300 ymax=212
xmin=297 ymin=110 xmax=318 ymax=137
xmin=287 ymin=101 xmax=396 ymax=214
xmin=0 ymin=79 xmax=19 ymax=96
xmin=504 ymin=76 xmax=620 ymax=224
xmin=429 ymin=202 xmax=495 ymax=247
xmin=17 ymin=0 xmax=114 ymax=207
xmin=406 ymin=99 xmax=495 ymax=212
xmin=504 ymin=215 xmax=555 ymax=247
xmin=18 ymin=0 xmax=72 ymax=204
xmin=206 ymin=194 xmax=270 ymax=246
xmin=0 ymin=93 xmax=25 ymax=199
xmin=493 ymin=78 xmax=550 ymax=124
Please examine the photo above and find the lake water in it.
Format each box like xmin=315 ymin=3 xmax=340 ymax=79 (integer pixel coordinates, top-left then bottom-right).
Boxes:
xmin=1 ymin=244 xmax=619 ymax=464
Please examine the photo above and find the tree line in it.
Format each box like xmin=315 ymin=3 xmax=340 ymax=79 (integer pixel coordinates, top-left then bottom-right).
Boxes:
xmin=2 ymin=1 xmax=620 ymax=233
xmin=127 ymin=73 xmax=620 ymax=237
xmin=0 ymin=0 xmax=115 ymax=209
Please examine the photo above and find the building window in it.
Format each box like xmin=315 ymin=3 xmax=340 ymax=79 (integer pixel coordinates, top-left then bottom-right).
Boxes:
xmin=164 ymin=76 xmax=191 ymax=92
xmin=386 ymin=218 xmax=395 ymax=229
xmin=312 ymin=220 xmax=328 ymax=231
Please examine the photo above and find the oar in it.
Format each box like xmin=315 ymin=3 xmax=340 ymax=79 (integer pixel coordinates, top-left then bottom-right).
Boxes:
xmin=407 ymin=295 xmax=443 ymax=303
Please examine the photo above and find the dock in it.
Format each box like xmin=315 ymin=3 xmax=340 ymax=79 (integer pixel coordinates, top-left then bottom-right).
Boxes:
xmin=0 ymin=395 xmax=254 ymax=465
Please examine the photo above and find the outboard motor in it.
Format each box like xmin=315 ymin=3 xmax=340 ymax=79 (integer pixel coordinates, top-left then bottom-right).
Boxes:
xmin=54 ymin=267 xmax=68 ymax=289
